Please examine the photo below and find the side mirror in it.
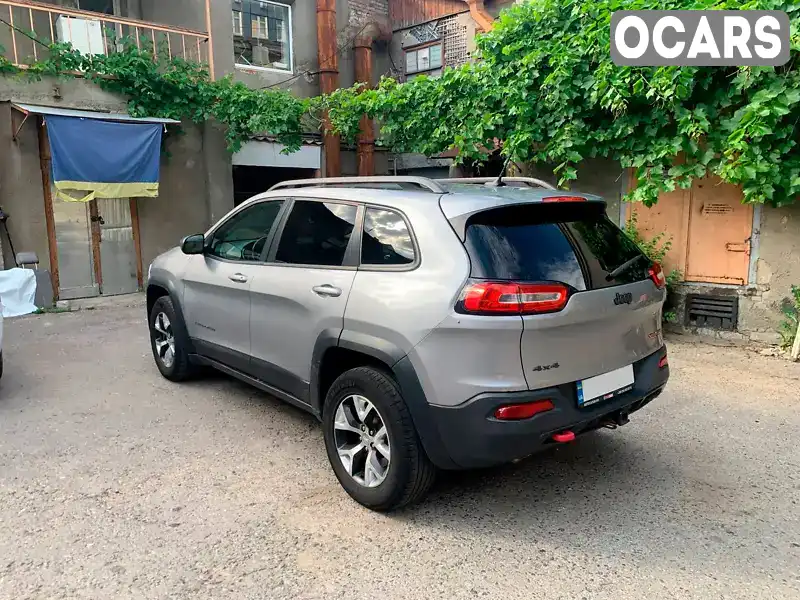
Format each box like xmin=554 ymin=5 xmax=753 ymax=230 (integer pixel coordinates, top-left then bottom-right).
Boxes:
xmin=181 ymin=234 xmax=205 ymax=255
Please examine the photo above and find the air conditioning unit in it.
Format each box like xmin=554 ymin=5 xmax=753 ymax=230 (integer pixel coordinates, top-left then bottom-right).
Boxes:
xmin=56 ymin=16 xmax=105 ymax=56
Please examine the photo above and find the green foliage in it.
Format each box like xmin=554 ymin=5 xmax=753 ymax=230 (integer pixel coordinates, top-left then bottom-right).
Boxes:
xmin=778 ymin=285 xmax=800 ymax=349
xmin=322 ymin=0 xmax=800 ymax=207
xmin=622 ymin=211 xmax=682 ymax=288
xmin=0 ymin=36 xmax=308 ymax=153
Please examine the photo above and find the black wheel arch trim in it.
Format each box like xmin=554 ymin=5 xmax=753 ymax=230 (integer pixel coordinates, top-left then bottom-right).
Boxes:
xmin=146 ymin=278 xmax=195 ymax=355
xmin=313 ymin=330 xmax=459 ymax=470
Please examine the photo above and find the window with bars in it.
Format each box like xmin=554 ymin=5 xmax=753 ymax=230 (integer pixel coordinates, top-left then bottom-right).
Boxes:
xmin=233 ymin=0 xmax=292 ymax=72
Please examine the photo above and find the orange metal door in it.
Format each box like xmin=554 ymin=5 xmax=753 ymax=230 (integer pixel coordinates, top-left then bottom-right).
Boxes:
xmin=685 ymin=174 xmax=752 ymax=285
xmin=629 ymin=187 xmax=690 ymax=277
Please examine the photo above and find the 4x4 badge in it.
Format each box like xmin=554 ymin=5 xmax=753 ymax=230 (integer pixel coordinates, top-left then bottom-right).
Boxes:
xmin=614 ymin=292 xmax=633 ymax=305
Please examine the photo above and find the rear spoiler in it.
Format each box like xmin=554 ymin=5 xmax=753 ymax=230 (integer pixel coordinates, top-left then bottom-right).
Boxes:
xmin=446 ymin=197 xmax=608 ymax=242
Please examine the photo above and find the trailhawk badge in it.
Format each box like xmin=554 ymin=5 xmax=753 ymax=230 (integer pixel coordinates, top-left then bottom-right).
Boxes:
xmin=614 ymin=292 xmax=633 ymax=306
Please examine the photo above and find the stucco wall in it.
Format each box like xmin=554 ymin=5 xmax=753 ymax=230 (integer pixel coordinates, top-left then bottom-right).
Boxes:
xmin=525 ymin=158 xmax=626 ymax=222
xmin=137 ymin=122 xmax=212 ymax=270
xmin=0 ymin=103 xmax=50 ymax=271
xmin=737 ymin=203 xmax=800 ymax=338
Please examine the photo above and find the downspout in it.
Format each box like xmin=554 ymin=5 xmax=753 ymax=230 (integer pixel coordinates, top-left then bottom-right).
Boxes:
xmin=463 ymin=0 xmax=494 ymax=32
xmin=316 ymin=0 xmax=340 ymax=176
xmin=353 ymin=21 xmax=390 ymax=176
xmin=204 ymin=0 xmax=216 ymax=80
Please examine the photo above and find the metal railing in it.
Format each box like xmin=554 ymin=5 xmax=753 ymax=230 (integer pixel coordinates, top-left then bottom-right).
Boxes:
xmin=0 ymin=0 xmax=209 ymax=68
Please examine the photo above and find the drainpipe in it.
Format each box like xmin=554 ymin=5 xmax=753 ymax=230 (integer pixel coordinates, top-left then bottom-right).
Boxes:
xmin=354 ymin=21 xmax=390 ymax=176
xmin=463 ymin=0 xmax=494 ymax=32
xmin=204 ymin=0 xmax=216 ymax=80
xmin=317 ymin=0 xmax=340 ymax=176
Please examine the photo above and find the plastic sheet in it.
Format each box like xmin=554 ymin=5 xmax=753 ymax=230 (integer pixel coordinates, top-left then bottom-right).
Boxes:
xmin=0 ymin=268 xmax=38 ymax=317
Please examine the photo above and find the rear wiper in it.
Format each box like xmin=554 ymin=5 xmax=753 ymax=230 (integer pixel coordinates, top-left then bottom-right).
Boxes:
xmin=606 ymin=254 xmax=644 ymax=281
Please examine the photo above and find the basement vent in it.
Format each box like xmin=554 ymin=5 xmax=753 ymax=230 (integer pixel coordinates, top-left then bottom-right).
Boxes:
xmin=686 ymin=294 xmax=739 ymax=331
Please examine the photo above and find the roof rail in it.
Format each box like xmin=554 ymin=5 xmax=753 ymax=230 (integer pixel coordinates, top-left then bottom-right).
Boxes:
xmin=435 ymin=177 xmax=557 ymax=190
xmin=269 ymin=176 xmax=447 ymax=193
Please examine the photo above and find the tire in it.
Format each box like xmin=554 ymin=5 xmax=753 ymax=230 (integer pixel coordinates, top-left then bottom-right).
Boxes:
xmin=149 ymin=296 xmax=195 ymax=382
xmin=322 ymin=366 xmax=436 ymax=511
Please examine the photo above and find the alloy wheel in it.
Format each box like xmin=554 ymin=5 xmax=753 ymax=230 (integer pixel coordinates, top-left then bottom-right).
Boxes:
xmin=153 ymin=312 xmax=175 ymax=369
xmin=333 ymin=394 xmax=391 ymax=488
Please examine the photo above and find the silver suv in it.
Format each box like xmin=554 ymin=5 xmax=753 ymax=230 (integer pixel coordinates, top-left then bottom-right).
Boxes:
xmin=146 ymin=176 xmax=669 ymax=511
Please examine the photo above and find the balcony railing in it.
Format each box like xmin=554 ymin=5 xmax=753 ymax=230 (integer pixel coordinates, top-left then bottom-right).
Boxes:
xmin=1 ymin=0 xmax=209 ymax=68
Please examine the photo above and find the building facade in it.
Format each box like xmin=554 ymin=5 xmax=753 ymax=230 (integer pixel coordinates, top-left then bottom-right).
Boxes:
xmin=0 ymin=0 xmax=395 ymax=301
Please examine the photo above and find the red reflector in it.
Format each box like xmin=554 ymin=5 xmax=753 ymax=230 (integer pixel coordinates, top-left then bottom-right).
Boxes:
xmin=494 ymin=399 xmax=554 ymax=421
xmin=542 ymin=196 xmax=587 ymax=203
xmin=649 ymin=262 xmax=667 ymax=289
xmin=459 ymin=281 xmax=569 ymax=315
xmin=658 ymin=354 xmax=668 ymax=368
xmin=551 ymin=430 xmax=576 ymax=443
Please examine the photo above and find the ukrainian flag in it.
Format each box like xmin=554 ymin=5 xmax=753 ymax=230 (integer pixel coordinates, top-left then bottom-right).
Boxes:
xmin=47 ymin=115 xmax=163 ymax=202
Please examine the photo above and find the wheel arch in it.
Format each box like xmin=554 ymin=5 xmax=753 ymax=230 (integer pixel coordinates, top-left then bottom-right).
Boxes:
xmin=146 ymin=279 xmax=195 ymax=355
xmin=312 ymin=330 xmax=458 ymax=470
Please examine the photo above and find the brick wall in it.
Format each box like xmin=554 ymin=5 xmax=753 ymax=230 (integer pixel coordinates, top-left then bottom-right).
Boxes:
xmin=348 ymin=0 xmax=389 ymax=26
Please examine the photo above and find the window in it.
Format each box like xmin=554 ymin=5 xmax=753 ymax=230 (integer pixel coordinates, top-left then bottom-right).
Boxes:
xmin=233 ymin=0 xmax=292 ymax=72
xmin=77 ymin=0 xmax=115 ymax=15
xmin=404 ymin=43 xmax=443 ymax=79
xmin=207 ymin=200 xmax=284 ymax=261
xmin=463 ymin=203 xmax=647 ymax=291
xmin=361 ymin=208 xmax=415 ymax=266
xmin=275 ymin=201 xmax=358 ymax=267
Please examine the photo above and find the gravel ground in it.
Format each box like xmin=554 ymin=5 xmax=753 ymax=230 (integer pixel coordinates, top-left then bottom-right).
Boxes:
xmin=0 ymin=306 xmax=798 ymax=600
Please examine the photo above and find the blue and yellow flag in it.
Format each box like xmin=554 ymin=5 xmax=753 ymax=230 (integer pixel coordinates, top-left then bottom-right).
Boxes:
xmin=47 ymin=115 xmax=162 ymax=202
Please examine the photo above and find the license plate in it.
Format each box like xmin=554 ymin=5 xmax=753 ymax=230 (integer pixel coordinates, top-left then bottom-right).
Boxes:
xmin=576 ymin=364 xmax=634 ymax=407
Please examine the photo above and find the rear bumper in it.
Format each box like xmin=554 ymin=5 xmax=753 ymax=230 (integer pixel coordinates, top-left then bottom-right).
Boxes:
xmin=423 ymin=347 xmax=669 ymax=469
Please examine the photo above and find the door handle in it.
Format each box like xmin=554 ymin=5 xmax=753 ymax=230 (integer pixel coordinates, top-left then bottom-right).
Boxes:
xmin=229 ymin=273 xmax=249 ymax=283
xmin=312 ymin=284 xmax=342 ymax=297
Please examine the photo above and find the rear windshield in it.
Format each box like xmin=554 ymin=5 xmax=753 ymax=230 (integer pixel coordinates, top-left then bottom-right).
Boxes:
xmin=463 ymin=203 xmax=648 ymax=291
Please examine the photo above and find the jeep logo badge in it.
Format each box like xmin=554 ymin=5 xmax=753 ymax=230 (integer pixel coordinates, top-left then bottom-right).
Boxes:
xmin=614 ymin=292 xmax=633 ymax=305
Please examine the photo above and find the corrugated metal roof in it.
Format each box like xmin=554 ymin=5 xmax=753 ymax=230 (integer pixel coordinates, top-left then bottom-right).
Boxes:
xmin=12 ymin=103 xmax=180 ymax=125
xmin=250 ymin=133 xmax=323 ymax=146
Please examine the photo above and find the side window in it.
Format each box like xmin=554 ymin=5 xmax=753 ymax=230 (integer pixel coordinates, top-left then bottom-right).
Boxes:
xmin=207 ymin=200 xmax=284 ymax=261
xmin=275 ymin=200 xmax=358 ymax=266
xmin=361 ymin=208 xmax=415 ymax=266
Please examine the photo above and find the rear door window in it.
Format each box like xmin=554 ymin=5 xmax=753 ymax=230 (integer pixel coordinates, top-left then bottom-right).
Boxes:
xmin=274 ymin=200 xmax=358 ymax=267
xmin=463 ymin=203 xmax=646 ymax=290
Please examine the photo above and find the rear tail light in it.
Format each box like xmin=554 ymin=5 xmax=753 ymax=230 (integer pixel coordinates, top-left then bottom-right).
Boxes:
xmin=658 ymin=353 xmax=668 ymax=368
xmin=649 ymin=262 xmax=666 ymax=289
xmin=494 ymin=399 xmax=554 ymax=420
xmin=458 ymin=281 xmax=569 ymax=315
xmin=542 ymin=196 xmax=586 ymax=203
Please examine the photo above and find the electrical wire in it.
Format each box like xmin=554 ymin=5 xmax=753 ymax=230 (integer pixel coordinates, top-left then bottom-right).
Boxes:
xmin=0 ymin=16 xmax=51 ymax=49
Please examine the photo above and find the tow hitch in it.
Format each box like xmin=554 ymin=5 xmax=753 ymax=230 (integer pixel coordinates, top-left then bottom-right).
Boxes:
xmin=603 ymin=410 xmax=630 ymax=429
